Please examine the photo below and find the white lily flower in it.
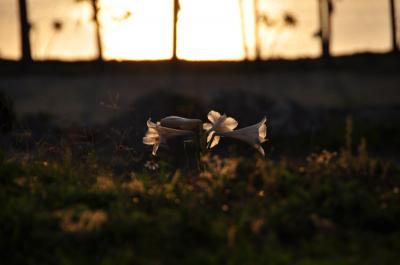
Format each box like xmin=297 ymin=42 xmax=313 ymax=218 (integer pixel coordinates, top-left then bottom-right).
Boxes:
xmin=143 ymin=119 xmax=193 ymax=156
xmin=219 ymin=117 xmax=267 ymax=156
xmin=203 ymin=110 xmax=238 ymax=148
xmin=160 ymin=116 xmax=202 ymax=130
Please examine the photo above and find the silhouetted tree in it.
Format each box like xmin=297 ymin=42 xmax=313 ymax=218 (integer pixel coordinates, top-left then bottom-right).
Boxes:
xmin=172 ymin=0 xmax=180 ymax=61
xmin=318 ymin=0 xmax=333 ymax=59
xmin=78 ymin=0 xmax=133 ymax=61
xmin=238 ymin=0 xmax=249 ymax=60
xmin=389 ymin=0 xmax=398 ymax=53
xmin=253 ymin=0 xmax=261 ymax=61
xmin=91 ymin=0 xmax=103 ymax=61
xmin=18 ymin=0 xmax=32 ymax=63
xmin=75 ymin=0 xmax=103 ymax=60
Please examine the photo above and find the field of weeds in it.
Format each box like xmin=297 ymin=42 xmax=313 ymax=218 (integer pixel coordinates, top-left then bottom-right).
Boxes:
xmin=1 ymin=122 xmax=400 ymax=265
xmin=1 ymin=90 xmax=400 ymax=265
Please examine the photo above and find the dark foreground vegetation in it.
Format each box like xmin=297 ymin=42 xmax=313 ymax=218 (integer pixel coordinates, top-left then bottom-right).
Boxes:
xmin=1 ymin=130 xmax=400 ymax=265
xmin=1 ymin=89 xmax=400 ymax=265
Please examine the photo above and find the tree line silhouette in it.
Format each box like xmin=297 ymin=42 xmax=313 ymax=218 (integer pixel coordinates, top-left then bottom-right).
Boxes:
xmin=17 ymin=0 xmax=399 ymax=64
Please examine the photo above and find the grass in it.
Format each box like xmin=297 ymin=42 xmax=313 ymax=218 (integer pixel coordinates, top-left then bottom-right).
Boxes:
xmin=1 ymin=124 xmax=400 ymax=265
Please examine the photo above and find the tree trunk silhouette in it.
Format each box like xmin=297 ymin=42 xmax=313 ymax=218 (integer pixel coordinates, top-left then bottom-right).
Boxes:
xmin=389 ymin=0 xmax=398 ymax=53
xmin=318 ymin=0 xmax=332 ymax=60
xmin=253 ymin=0 xmax=260 ymax=61
xmin=239 ymin=0 xmax=248 ymax=60
xmin=18 ymin=0 xmax=32 ymax=63
xmin=172 ymin=0 xmax=180 ymax=61
xmin=91 ymin=0 xmax=103 ymax=61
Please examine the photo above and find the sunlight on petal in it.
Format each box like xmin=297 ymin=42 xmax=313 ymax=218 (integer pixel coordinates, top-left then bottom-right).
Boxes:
xmin=203 ymin=123 xmax=213 ymax=131
xmin=210 ymin=135 xmax=220 ymax=149
xmin=208 ymin=110 xmax=221 ymax=123
xmin=221 ymin=117 xmax=239 ymax=131
xmin=207 ymin=131 xmax=215 ymax=143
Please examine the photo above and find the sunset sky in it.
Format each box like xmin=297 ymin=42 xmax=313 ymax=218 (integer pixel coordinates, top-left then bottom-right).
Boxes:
xmin=0 ymin=0 xmax=396 ymax=61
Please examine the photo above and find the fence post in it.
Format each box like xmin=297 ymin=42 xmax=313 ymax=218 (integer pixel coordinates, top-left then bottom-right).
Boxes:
xmin=318 ymin=0 xmax=332 ymax=59
xmin=389 ymin=0 xmax=398 ymax=53
xmin=18 ymin=0 xmax=32 ymax=64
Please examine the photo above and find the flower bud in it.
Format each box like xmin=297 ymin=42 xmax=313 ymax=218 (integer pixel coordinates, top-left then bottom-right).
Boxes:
xmin=160 ymin=116 xmax=202 ymax=130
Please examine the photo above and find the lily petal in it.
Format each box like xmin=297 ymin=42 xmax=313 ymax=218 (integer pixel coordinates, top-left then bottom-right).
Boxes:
xmin=204 ymin=110 xmax=239 ymax=149
xmin=147 ymin=119 xmax=157 ymax=128
xmin=210 ymin=135 xmax=220 ymax=149
xmin=220 ymin=117 xmax=238 ymax=131
xmin=143 ymin=136 xmax=157 ymax=145
xmin=218 ymin=117 xmax=267 ymax=156
xmin=144 ymin=118 xmax=194 ymax=156
xmin=156 ymin=126 xmax=193 ymax=139
xmin=255 ymin=144 xmax=265 ymax=156
xmin=258 ymin=117 xmax=267 ymax=139
xmin=207 ymin=130 xmax=215 ymax=143
xmin=152 ymin=144 xmax=159 ymax=156
xmin=208 ymin=110 xmax=221 ymax=123
xmin=203 ymin=122 xmax=213 ymax=131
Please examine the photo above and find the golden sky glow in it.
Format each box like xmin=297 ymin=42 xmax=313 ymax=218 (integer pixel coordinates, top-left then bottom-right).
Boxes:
xmin=0 ymin=0 xmax=394 ymax=61
xmin=100 ymin=0 xmax=173 ymax=60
